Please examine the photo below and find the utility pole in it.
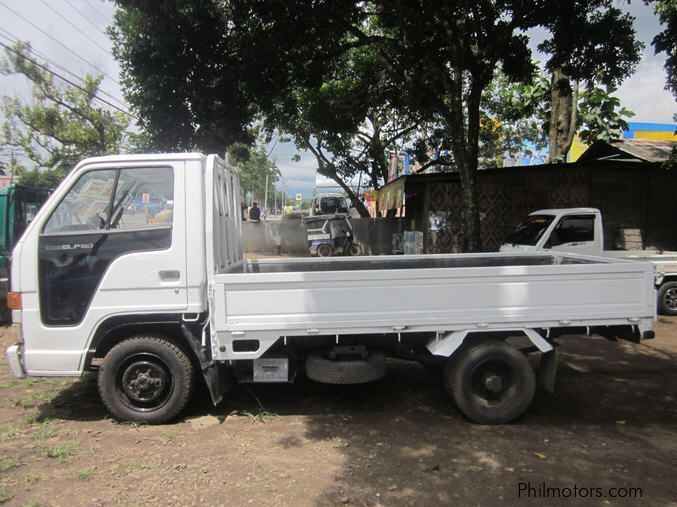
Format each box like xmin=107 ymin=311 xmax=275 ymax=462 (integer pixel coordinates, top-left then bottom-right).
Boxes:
xmin=263 ymin=174 xmax=269 ymax=220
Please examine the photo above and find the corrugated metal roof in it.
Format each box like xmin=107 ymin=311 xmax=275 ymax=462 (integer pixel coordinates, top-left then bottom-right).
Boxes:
xmin=579 ymin=139 xmax=676 ymax=163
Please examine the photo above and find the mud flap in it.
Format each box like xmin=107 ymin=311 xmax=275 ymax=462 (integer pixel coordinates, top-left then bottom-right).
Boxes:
xmin=538 ymin=348 xmax=558 ymax=394
xmin=180 ymin=323 xmax=231 ymax=405
xmin=201 ymin=363 xmax=232 ymax=405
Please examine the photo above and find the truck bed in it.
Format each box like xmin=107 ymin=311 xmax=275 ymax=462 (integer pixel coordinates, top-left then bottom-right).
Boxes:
xmin=604 ymin=250 xmax=677 ymax=264
xmin=225 ymin=253 xmax=596 ymax=273
xmin=210 ymin=252 xmax=656 ymax=359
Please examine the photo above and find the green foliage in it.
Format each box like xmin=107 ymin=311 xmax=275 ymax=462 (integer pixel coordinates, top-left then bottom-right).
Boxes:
xmin=15 ymin=168 xmax=65 ymax=190
xmin=577 ymin=83 xmax=634 ymax=144
xmin=232 ymin=143 xmax=280 ymax=204
xmin=109 ymin=1 xmax=255 ymax=151
xmin=0 ymin=41 xmax=129 ymax=186
xmin=111 ymin=0 xmax=642 ymax=247
xmin=649 ymin=0 xmax=677 ymax=99
xmin=492 ymin=68 xmax=634 ymax=152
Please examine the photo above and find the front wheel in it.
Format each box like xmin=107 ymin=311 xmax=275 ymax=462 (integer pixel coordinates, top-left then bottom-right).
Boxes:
xmin=98 ymin=336 xmax=195 ymax=424
xmin=658 ymin=281 xmax=677 ymax=316
xmin=347 ymin=242 xmax=363 ymax=256
xmin=444 ymin=340 xmax=535 ymax=424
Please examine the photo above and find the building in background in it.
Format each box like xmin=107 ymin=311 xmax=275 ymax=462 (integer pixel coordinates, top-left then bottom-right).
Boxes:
xmin=570 ymin=121 xmax=676 ymax=161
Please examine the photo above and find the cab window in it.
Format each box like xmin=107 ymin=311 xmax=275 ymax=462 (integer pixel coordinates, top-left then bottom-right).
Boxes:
xmin=549 ymin=215 xmax=595 ymax=246
xmin=43 ymin=167 xmax=174 ymax=234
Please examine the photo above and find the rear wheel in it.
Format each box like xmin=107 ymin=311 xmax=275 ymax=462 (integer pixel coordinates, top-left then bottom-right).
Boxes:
xmin=317 ymin=243 xmax=334 ymax=257
xmin=444 ymin=340 xmax=535 ymax=424
xmin=658 ymin=281 xmax=677 ymax=316
xmin=98 ymin=336 xmax=195 ymax=424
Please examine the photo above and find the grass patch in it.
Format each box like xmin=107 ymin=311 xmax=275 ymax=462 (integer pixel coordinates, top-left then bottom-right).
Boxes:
xmin=0 ymin=455 xmax=20 ymax=473
xmin=72 ymin=468 xmax=93 ymax=481
xmin=1 ymin=425 xmax=20 ymax=441
xmin=32 ymin=421 xmax=59 ymax=441
xmin=39 ymin=443 xmax=78 ymax=463
xmin=23 ymin=413 xmax=39 ymax=425
xmin=15 ymin=391 xmax=52 ymax=410
xmin=0 ymin=486 xmax=11 ymax=503
xmin=161 ymin=430 xmax=177 ymax=440
xmin=122 ymin=459 xmax=146 ymax=475
xmin=240 ymin=410 xmax=278 ymax=424
xmin=116 ymin=421 xmax=143 ymax=430
xmin=23 ymin=473 xmax=39 ymax=485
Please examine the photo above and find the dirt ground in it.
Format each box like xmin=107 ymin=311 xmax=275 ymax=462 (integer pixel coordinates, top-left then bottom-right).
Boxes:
xmin=0 ymin=319 xmax=676 ymax=507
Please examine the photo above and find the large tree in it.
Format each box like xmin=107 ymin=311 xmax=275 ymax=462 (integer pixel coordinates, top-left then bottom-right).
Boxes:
xmin=111 ymin=0 xmax=641 ymax=250
xmin=1 ymin=42 xmax=129 ymax=186
xmin=492 ymin=68 xmax=635 ymax=159
xmin=648 ymin=0 xmax=676 ymax=99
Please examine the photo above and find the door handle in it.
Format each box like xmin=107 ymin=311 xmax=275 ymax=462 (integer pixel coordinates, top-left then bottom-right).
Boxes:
xmin=158 ymin=270 xmax=181 ymax=282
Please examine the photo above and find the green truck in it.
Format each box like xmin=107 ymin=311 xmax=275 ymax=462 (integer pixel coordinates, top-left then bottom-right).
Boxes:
xmin=0 ymin=180 xmax=50 ymax=320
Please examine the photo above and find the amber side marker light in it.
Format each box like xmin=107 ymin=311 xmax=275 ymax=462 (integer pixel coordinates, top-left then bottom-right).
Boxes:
xmin=7 ymin=292 xmax=21 ymax=310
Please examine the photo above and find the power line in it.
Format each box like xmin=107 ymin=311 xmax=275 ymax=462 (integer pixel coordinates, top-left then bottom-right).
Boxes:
xmin=0 ymin=0 xmax=122 ymax=87
xmin=62 ymin=0 xmax=110 ymax=37
xmin=0 ymin=39 xmax=136 ymax=119
xmin=0 ymin=28 xmax=129 ymax=111
xmin=38 ymin=0 xmax=112 ymax=56
xmin=82 ymin=0 xmax=112 ymax=25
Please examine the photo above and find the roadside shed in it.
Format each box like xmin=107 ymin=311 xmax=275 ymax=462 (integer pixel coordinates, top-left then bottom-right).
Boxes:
xmin=380 ymin=139 xmax=677 ymax=253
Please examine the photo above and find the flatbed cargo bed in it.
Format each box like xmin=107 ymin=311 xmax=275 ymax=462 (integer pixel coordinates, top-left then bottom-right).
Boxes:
xmin=211 ymin=252 xmax=656 ymax=362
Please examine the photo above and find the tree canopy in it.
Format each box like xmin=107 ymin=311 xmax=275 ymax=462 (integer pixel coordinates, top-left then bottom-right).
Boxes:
xmin=1 ymin=41 xmax=130 ymax=187
xmin=111 ymin=0 xmax=641 ymax=250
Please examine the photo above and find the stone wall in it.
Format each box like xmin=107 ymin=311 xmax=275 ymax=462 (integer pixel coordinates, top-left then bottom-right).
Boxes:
xmin=242 ymin=217 xmax=404 ymax=255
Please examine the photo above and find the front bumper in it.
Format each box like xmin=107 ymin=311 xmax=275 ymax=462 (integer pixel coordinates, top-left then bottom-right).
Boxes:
xmin=5 ymin=344 xmax=26 ymax=378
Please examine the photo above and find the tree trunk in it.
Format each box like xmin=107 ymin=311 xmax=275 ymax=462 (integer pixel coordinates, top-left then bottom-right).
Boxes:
xmin=445 ymin=48 xmax=482 ymax=252
xmin=548 ymin=69 xmax=578 ymax=163
xmin=332 ymin=174 xmax=370 ymax=217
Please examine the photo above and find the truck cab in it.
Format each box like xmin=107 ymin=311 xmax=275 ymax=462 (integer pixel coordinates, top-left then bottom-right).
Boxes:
xmin=500 ymin=208 xmax=604 ymax=256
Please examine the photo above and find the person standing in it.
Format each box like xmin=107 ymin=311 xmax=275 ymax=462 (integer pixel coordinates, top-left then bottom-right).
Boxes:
xmin=249 ymin=202 xmax=261 ymax=222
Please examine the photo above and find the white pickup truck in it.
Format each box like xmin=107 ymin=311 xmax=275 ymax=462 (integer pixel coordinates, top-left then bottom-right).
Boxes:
xmin=5 ymin=155 xmax=656 ymax=425
xmin=500 ymin=208 xmax=677 ymax=315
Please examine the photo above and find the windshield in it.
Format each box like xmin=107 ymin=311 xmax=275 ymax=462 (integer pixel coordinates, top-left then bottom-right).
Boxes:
xmin=506 ymin=214 xmax=555 ymax=246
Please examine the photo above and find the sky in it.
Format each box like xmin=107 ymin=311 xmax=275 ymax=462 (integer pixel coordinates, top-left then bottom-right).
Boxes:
xmin=0 ymin=0 xmax=675 ymax=197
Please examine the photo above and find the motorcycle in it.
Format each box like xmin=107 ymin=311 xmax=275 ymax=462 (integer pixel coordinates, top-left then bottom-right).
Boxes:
xmin=302 ymin=213 xmax=363 ymax=257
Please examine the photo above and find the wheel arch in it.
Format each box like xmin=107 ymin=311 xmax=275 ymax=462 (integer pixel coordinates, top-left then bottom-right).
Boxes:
xmin=659 ymin=275 xmax=677 ymax=285
xmin=82 ymin=313 xmax=203 ymax=371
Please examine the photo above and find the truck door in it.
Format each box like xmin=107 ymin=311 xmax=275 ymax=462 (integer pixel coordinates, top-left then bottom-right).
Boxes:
xmin=546 ymin=214 xmax=597 ymax=256
xmin=38 ymin=164 xmax=187 ymax=327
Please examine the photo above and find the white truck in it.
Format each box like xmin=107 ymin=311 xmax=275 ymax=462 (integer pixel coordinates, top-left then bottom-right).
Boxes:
xmin=5 ymin=155 xmax=656 ymax=425
xmin=500 ymin=208 xmax=677 ymax=315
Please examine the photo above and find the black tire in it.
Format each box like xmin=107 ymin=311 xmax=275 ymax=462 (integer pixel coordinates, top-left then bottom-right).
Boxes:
xmin=347 ymin=243 xmax=363 ymax=256
xmin=98 ymin=336 xmax=195 ymax=424
xmin=317 ymin=244 xmax=334 ymax=257
xmin=658 ymin=281 xmax=677 ymax=316
xmin=306 ymin=350 xmax=386 ymax=384
xmin=444 ymin=340 xmax=535 ymax=425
